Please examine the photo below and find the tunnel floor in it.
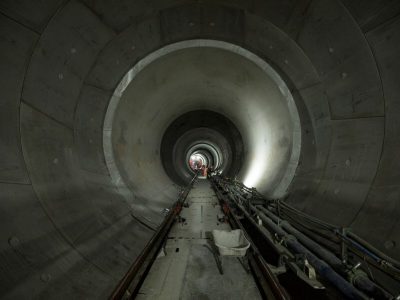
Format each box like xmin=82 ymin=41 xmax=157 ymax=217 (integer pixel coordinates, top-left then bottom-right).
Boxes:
xmin=137 ymin=180 xmax=261 ymax=299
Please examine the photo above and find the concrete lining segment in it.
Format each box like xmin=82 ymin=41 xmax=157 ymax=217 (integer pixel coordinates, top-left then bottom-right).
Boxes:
xmin=22 ymin=0 xmax=116 ymax=128
xmin=186 ymin=142 xmax=222 ymax=170
xmin=104 ymin=39 xmax=301 ymax=199
xmin=351 ymin=14 xmax=400 ymax=260
xmin=162 ymin=112 xmax=242 ymax=186
xmin=296 ymin=0 xmax=384 ymax=119
xmin=0 ymin=0 xmax=399 ymax=297
xmin=0 ymin=14 xmax=37 ymax=184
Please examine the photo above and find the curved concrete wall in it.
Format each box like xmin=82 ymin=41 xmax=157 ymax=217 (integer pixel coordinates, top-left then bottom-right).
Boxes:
xmin=108 ymin=44 xmax=299 ymax=200
xmin=0 ymin=0 xmax=399 ymax=298
xmin=161 ymin=111 xmax=244 ymax=185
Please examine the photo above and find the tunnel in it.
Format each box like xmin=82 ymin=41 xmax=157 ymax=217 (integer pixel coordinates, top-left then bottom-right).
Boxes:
xmin=0 ymin=0 xmax=399 ymax=298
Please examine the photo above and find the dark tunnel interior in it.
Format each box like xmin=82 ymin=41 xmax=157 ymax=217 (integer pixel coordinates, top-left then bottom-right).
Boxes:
xmin=161 ymin=110 xmax=244 ymax=185
xmin=0 ymin=0 xmax=400 ymax=298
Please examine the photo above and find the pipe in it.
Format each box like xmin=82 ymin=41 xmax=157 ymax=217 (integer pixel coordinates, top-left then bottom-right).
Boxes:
xmin=271 ymin=199 xmax=400 ymax=280
xmin=346 ymin=232 xmax=400 ymax=270
xmin=212 ymin=176 xmax=368 ymax=299
xmin=256 ymin=206 xmax=344 ymax=269
xmin=245 ymin=205 xmax=368 ymax=300
xmin=256 ymin=206 xmax=394 ymax=300
xmin=214 ymin=176 xmax=395 ymax=299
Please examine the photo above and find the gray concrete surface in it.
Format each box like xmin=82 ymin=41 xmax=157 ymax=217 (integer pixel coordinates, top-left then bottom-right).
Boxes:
xmin=0 ymin=0 xmax=399 ymax=298
xmin=137 ymin=180 xmax=261 ymax=300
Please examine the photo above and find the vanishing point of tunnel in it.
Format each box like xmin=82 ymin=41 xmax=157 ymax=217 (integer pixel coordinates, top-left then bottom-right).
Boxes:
xmin=0 ymin=0 xmax=400 ymax=299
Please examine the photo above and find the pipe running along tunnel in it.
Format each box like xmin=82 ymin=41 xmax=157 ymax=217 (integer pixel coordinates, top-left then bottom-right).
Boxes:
xmin=0 ymin=0 xmax=399 ymax=298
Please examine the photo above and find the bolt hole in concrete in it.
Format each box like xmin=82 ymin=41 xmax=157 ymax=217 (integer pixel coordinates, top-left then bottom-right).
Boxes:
xmin=384 ymin=240 xmax=396 ymax=250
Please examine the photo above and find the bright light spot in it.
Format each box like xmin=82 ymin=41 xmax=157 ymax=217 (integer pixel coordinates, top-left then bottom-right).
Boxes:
xmin=189 ymin=153 xmax=207 ymax=171
xmin=243 ymin=140 xmax=269 ymax=188
xmin=242 ymin=106 xmax=271 ymax=188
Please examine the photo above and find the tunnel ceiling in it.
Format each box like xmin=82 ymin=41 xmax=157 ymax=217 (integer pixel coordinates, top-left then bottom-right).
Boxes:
xmin=0 ymin=0 xmax=400 ymax=298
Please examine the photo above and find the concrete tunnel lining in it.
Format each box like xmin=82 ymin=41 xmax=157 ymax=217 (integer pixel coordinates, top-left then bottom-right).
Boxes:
xmin=187 ymin=143 xmax=221 ymax=169
xmin=169 ymin=125 xmax=233 ymax=183
xmin=1 ymin=0 xmax=400 ymax=297
xmin=185 ymin=139 xmax=224 ymax=172
xmin=103 ymin=39 xmax=301 ymax=204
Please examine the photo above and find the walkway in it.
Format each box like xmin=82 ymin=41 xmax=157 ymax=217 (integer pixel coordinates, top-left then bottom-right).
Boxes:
xmin=137 ymin=180 xmax=261 ymax=300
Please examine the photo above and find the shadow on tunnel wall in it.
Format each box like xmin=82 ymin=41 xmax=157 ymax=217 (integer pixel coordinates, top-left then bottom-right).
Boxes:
xmin=0 ymin=0 xmax=400 ymax=298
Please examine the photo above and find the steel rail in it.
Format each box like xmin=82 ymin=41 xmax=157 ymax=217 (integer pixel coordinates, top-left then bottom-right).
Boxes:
xmin=109 ymin=175 xmax=197 ymax=300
